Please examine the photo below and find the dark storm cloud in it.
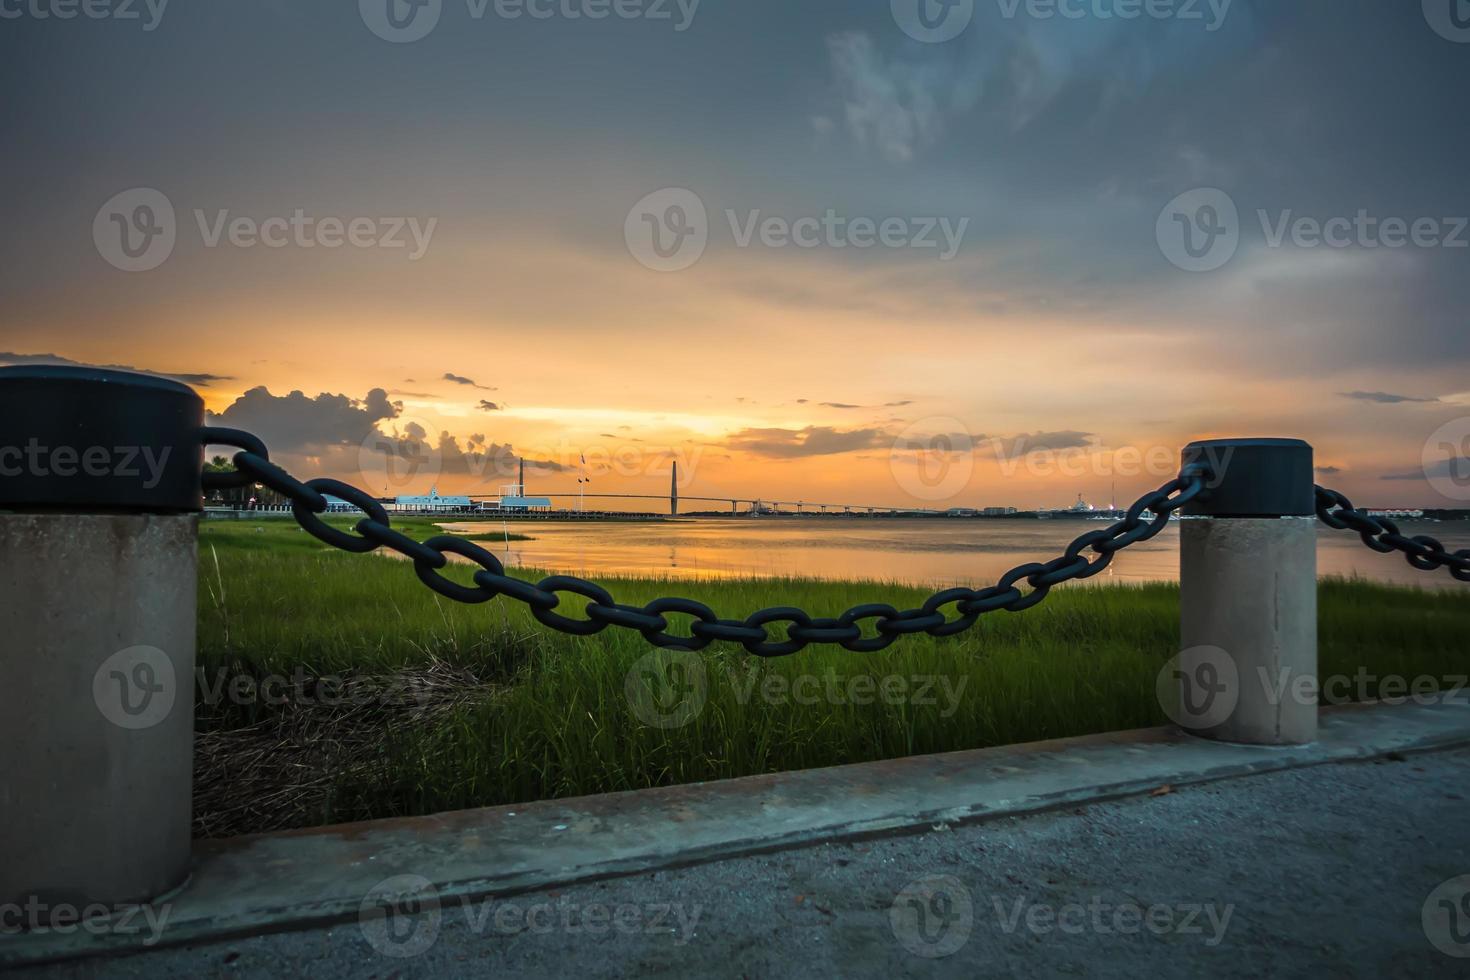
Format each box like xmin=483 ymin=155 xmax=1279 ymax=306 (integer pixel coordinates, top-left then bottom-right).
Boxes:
xmin=1338 ymin=391 xmax=1439 ymax=405
xmin=0 ymin=351 xmax=229 ymax=387
xmin=804 ymin=1 xmax=1470 ymax=372
xmin=1383 ymin=459 xmax=1468 ymax=482
xmin=983 ymin=431 xmax=1097 ymax=458
xmin=893 ymin=432 xmax=978 ymax=453
xmin=2 ymin=0 xmax=1467 ymax=392
xmin=725 ymin=426 xmax=889 ymax=459
xmin=207 ymin=387 xmax=400 ymax=453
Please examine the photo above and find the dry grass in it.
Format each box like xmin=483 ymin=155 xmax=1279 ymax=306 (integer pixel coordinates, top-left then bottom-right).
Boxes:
xmin=193 ymin=659 xmax=501 ymax=837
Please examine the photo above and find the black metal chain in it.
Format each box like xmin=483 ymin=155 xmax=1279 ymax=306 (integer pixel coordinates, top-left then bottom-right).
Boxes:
xmin=1315 ymin=486 xmax=1470 ymax=583
xmin=201 ymin=426 xmax=1208 ymax=655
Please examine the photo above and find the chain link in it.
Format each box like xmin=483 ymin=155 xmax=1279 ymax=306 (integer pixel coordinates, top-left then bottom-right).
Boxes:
xmin=201 ymin=432 xmax=1212 ymax=654
xmin=1315 ymin=486 xmax=1470 ymax=582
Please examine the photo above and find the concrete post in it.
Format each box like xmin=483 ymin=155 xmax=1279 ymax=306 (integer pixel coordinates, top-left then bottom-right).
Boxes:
xmin=1175 ymin=439 xmax=1317 ymax=745
xmin=0 ymin=366 xmax=205 ymax=920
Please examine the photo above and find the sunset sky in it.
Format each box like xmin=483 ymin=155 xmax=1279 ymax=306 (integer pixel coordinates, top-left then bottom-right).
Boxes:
xmin=3 ymin=0 xmax=1468 ymax=509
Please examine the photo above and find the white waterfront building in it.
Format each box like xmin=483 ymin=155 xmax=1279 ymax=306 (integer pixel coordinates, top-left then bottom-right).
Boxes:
xmin=394 ymin=487 xmax=474 ymax=512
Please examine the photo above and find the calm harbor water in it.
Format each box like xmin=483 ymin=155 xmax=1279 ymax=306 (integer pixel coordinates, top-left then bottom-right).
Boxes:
xmin=442 ymin=517 xmax=1470 ymax=591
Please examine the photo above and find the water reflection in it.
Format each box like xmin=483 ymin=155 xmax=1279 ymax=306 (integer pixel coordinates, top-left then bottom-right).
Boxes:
xmin=439 ymin=518 xmax=1470 ymax=590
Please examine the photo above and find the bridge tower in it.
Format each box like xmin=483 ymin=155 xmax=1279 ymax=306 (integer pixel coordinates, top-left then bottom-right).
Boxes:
xmin=671 ymin=461 xmax=679 ymax=516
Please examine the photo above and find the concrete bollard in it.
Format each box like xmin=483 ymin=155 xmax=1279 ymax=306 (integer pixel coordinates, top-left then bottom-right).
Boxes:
xmin=0 ymin=366 xmax=205 ymax=920
xmin=1176 ymin=438 xmax=1318 ymax=745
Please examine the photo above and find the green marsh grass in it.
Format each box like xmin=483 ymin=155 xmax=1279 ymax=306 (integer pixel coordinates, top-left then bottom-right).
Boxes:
xmin=195 ymin=520 xmax=1470 ymax=833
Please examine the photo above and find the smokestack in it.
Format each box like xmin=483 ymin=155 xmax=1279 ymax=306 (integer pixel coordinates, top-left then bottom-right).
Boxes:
xmin=519 ymin=457 xmax=525 ymax=495
xmin=671 ymin=461 xmax=679 ymax=516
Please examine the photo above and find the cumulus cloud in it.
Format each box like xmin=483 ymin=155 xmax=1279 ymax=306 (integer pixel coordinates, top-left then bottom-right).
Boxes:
xmin=0 ymin=351 xmax=229 ymax=387
xmin=372 ymin=424 xmax=569 ymax=482
xmin=208 ymin=387 xmax=400 ymax=453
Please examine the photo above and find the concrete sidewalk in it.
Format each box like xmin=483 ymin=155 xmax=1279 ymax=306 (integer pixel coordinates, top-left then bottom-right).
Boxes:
xmin=6 ymin=697 xmax=1470 ymax=973
xmin=16 ymin=745 xmax=1470 ymax=978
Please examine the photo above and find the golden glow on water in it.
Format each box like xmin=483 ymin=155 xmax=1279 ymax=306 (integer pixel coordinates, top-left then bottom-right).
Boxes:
xmin=438 ymin=518 xmax=1470 ymax=590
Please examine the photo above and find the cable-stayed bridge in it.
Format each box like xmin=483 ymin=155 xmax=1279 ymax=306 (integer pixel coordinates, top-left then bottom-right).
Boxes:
xmin=466 ymin=462 xmax=942 ymax=516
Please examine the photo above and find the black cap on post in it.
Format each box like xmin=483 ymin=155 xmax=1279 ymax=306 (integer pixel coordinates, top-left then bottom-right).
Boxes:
xmin=1181 ymin=438 xmax=1314 ymax=518
xmin=0 ymin=366 xmax=205 ymax=513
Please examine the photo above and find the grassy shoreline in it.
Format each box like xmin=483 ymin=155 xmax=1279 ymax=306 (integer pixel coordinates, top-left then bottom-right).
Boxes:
xmin=193 ymin=522 xmax=1470 ymax=838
